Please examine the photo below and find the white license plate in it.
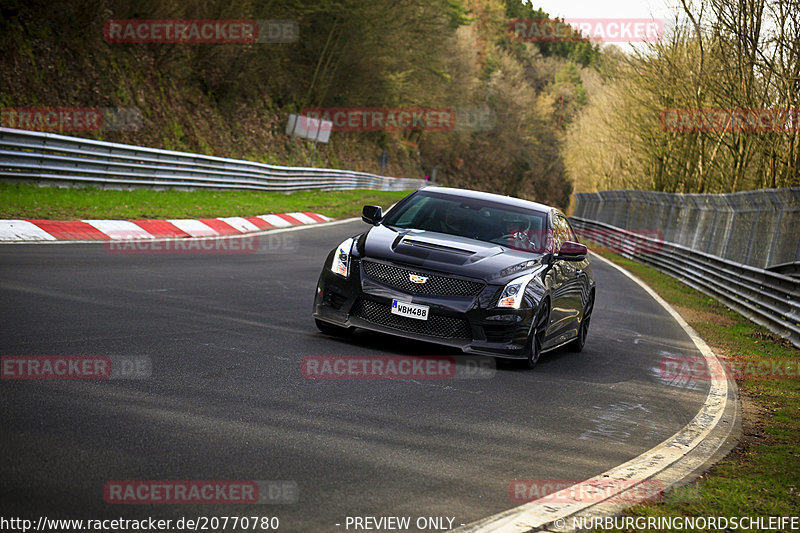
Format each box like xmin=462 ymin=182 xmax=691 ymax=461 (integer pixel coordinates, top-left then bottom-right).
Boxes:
xmin=391 ymin=300 xmax=429 ymax=321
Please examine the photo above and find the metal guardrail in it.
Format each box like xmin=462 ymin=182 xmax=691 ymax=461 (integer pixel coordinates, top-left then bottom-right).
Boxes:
xmin=0 ymin=128 xmax=425 ymax=191
xmin=570 ymin=216 xmax=800 ymax=349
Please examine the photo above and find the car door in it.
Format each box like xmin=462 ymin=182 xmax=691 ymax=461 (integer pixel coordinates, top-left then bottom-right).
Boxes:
xmin=546 ymin=213 xmax=582 ymax=345
xmin=564 ymin=217 xmax=593 ymax=318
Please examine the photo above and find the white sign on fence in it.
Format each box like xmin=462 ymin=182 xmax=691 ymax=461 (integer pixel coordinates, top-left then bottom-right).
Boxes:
xmin=286 ymin=114 xmax=332 ymax=143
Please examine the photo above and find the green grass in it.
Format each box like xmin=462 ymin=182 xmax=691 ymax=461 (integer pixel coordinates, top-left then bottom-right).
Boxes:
xmin=585 ymin=245 xmax=800 ymax=531
xmin=0 ymin=183 xmax=412 ymax=220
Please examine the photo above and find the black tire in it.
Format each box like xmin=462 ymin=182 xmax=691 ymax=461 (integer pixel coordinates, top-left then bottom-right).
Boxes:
xmin=522 ymin=303 xmax=549 ymax=369
xmin=569 ymin=291 xmax=594 ymax=353
xmin=315 ymin=318 xmax=353 ymax=337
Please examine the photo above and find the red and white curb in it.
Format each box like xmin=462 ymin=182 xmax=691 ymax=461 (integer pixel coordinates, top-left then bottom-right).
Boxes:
xmin=0 ymin=213 xmax=332 ymax=242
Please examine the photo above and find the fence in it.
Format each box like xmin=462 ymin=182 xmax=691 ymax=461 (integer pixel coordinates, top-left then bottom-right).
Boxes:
xmin=574 ymin=189 xmax=800 ymax=270
xmin=0 ymin=128 xmax=425 ymax=192
xmin=571 ymin=189 xmax=800 ymax=348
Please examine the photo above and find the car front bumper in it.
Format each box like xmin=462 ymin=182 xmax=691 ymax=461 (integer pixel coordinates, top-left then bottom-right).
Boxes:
xmin=312 ymin=259 xmax=536 ymax=359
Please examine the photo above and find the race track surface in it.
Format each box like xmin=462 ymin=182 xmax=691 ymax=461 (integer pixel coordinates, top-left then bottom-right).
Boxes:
xmin=0 ymin=221 xmax=708 ymax=531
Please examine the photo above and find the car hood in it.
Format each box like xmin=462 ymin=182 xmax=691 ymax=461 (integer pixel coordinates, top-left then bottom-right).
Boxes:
xmin=358 ymin=224 xmax=546 ymax=281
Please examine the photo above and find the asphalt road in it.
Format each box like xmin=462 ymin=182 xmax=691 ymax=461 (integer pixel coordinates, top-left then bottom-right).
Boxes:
xmin=0 ymin=221 xmax=709 ymax=532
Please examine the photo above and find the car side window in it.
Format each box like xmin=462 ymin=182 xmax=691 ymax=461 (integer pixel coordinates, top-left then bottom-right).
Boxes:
xmin=562 ymin=216 xmax=578 ymax=242
xmin=550 ymin=215 xmax=562 ymax=252
xmin=553 ymin=214 xmax=571 ymax=251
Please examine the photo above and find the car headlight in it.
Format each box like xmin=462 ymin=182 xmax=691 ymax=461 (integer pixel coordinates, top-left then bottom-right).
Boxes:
xmin=497 ymin=272 xmax=536 ymax=308
xmin=331 ymin=238 xmax=354 ymax=278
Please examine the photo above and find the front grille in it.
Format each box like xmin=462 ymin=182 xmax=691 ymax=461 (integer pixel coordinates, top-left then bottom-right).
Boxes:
xmin=351 ymin=299 xmax=471 ymax=339
xmin=361 ymin=260 xmax=484 ymax=297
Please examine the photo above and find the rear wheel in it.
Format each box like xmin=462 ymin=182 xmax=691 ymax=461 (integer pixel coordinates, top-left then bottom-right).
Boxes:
xmin=522 ymin=303 xmax=549 ymax=369
xmin=315 ymin=318 xmax=353 ymax=337
xmin=569 ymin=291 xmax=594 ymax=353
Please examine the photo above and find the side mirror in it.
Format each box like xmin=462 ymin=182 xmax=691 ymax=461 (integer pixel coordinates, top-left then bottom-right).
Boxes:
xmin=557 ymin=241 xmax=587 ymax=261
xmin=362 ymin=205 xmax=383 ymax=225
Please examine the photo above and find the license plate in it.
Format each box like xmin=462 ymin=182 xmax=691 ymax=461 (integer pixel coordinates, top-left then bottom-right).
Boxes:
xmin=391 ymin=300 xmax=429 ymax=321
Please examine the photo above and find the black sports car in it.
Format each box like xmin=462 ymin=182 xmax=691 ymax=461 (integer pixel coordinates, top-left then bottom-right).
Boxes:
xmin=312 ymin=187 xmax=595 ymax=368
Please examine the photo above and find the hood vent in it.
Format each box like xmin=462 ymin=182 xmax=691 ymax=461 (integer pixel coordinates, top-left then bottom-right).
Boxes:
xmin=401 ymin=238 xmax=475 ymax=256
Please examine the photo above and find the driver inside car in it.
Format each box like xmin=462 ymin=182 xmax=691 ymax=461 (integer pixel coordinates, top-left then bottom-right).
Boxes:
xmin=504 ymin=217 xmax=539 ymax=251
xmin=439 ymin=205 xmax=471 ymax=236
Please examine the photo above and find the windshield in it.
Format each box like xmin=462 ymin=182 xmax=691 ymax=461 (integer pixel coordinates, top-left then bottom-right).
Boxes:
xmin=382 ymin=191 xmax=549 ymax=253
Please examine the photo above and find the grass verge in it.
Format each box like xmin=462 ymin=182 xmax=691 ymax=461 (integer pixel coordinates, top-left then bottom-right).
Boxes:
xmin=586 ymin=244 xmax=799 ymax=531
xmin=0 ymin=183 xmax=412 ymax=220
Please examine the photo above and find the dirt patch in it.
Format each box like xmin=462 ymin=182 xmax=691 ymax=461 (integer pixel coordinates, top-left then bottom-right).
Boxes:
xmin=722 ymin=390 xmax=773 ymax=464
xmin=674 ymin=305 xmax=736 ymax=328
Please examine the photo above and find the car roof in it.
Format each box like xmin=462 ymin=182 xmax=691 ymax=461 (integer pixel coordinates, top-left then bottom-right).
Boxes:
xmin=417 ymin=186 xmax=556 ymax=215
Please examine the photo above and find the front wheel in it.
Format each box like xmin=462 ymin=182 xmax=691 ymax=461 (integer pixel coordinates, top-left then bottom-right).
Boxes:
xmin=522 ymin=304 xmax=549 ymax=369
xmin=315 ymin=318 xmax=353 ymax=337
